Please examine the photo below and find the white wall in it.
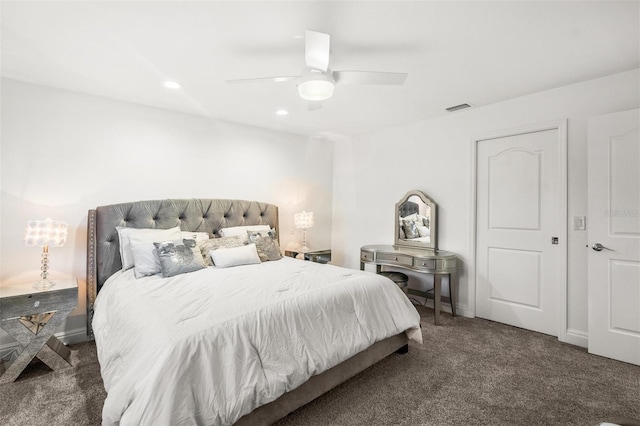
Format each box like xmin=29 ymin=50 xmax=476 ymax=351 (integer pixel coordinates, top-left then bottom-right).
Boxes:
xmin=332 ymin=69 xmax=640 ymax=344
xmin=3 ymin=69 xmax=638 ymax=353
xmin=0 ymin=79 xmax=334 ymax=348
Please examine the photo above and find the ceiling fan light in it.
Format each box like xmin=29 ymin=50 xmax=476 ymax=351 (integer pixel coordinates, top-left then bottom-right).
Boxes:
xmin=298 ymin=80 xmax=335 ymax=101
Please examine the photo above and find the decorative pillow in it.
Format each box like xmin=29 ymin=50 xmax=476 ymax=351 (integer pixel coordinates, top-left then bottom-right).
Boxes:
xmin=154 ymin=239 xmax=205 ymax=278
xmin=209 ymin=244 xmax=261 ymax=268
xmin=197 ymin=236 xmax=246 ymax=266
xmin=247 ymin=230 xmax=282 ymax=262
xmin=423 ymin=217 xmax=430 ymax=228
xmin=401 ymin=213 xmax=418 ymax=222
xmin=417 ymin=225 xmax=430 ymax=238
xmin=402 ymin=220 xmax=419 ymax=239
xmin=129 ymin=235 xmax=163 ymax=278
xmin=116 ymin=226 xmax=181 ymax=270
xmin=399 ymin=214 xmax=417 ymax=237
xmin=180 ymin=231 xmax=210 ymax=243
xmin=248 ymin=228 xmax=277 ymax=239
xmin=218 ymin=225 xmax=271 ymax=239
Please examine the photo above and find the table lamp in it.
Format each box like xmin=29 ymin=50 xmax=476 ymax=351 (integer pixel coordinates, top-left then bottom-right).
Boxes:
xmin=25 ymin=219 xmax=68 ymax=290
xmin=294 ymin=211 xmax=314 ymax=253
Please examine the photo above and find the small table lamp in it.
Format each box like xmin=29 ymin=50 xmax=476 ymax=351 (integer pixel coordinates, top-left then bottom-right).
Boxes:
xmin=25 ymin=219 xmax=68 ymax=290
xmin=294 ymin=211 xmax=314 ymax=253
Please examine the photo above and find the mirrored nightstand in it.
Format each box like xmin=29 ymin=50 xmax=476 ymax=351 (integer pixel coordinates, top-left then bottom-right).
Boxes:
xmin=284 ymin=249 xmax=332 ymax=264
xmin=0 ymin=279 xmax=78 ymax=384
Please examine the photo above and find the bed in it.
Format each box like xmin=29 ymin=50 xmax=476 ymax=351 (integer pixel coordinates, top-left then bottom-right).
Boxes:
xmin=86 ymin=198 xmax=422 ymax=425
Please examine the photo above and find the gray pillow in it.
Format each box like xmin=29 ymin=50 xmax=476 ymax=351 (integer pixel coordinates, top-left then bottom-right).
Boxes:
xmin=402 ymin=220 xmax=419 ymax=239
xmin=247 ymin=230 xmax=282 ymax=261
xmin=154 ymin=239 xmax=205 ymax=278
xmin=197 ymin=236 xmax=246 ymax=266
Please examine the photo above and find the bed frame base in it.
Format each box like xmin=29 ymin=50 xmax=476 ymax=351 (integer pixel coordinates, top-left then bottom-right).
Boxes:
xmin=235 ymin=333 xmax=409 ymax=426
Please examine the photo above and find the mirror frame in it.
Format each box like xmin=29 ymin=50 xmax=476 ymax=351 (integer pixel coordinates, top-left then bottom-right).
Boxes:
xmin=394 ymin=190 xmax=437 ymax=251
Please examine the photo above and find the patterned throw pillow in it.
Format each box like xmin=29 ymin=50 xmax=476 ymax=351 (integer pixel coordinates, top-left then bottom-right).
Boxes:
xmin=154 ymin=239 xmax=205 ymax=278
xmin=197 ymin=236 xmax=246 ymax=266
xmin=247 ymin=230 xmax=282 ymax=262
xmin=402 ymin=220 xmax=419 ymax=239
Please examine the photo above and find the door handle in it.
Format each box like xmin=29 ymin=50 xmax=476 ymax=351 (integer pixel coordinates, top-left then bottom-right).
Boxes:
xmin=592 ymin=243 xmax=613 ymax=252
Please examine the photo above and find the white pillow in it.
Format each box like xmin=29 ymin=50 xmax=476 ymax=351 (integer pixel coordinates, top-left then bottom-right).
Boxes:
xmin=401 ymin=213 xmax=418 ymax=222
xmin=116 ymin=226 xmax=181 ymax=270
xmin=417 ymin=225 xmax=430 ymax=238
xmin=129 ymin=235 xmax=163 ymax=278
xmin=209 ymin=244 xmax=261 ymax=268
xmin=218 ymin=225 xmax=270 ymax=238
xmin=180 ymin=231 xmax=210 ymax=242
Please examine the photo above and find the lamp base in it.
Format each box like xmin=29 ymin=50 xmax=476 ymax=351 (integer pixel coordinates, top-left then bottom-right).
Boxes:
xmin=32 ymin=279 xmax=55 ymax=291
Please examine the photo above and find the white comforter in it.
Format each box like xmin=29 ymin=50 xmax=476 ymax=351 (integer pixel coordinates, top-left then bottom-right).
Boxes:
xmin=93 ymin=257 xmax=422 ymax=426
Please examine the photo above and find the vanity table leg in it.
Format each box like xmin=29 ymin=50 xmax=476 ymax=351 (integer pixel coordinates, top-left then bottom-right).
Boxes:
xmin=434 ymin=274 xmax=442 ymax=326
xmin=450 ymin=272 xmax=457 ymax=317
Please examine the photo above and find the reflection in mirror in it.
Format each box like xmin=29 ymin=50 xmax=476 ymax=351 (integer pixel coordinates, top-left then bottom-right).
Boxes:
xmin=395 ymin=190 xmax=437 ymax=250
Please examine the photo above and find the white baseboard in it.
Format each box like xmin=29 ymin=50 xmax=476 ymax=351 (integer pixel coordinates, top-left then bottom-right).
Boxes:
xmin=409 ymin=295 xmax=473 ymax=318
xmin=453 ymin=304 xmax=473 ymax=318
xmin=0 ymin=327 xmax=87 ymax=362
xmin=562 ymin=328 xmax=588 ymax=348
xmin=412 ymin=294 xmax=587 ymax=347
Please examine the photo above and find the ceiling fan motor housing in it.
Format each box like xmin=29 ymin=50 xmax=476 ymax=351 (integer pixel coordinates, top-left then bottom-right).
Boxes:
xmin=297 ymin=68 xmax=335 ymax=101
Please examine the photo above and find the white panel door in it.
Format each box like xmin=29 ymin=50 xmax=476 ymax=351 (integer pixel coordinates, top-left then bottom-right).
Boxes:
xmin=588 ymin=109 xmax=640 ymax=366
xmin=476 ymin=124 xmax=565 ymax=336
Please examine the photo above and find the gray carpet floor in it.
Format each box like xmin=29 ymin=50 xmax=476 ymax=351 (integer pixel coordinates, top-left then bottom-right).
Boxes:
xmin=1 ymin=305 xmax=639 ymax=426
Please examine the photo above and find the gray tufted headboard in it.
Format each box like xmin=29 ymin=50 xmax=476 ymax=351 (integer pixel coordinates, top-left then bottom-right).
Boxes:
xmin=399 ymin=201 xmax=419 ymax=218
xmin=86 ymin=198 xmax=278 ymax=339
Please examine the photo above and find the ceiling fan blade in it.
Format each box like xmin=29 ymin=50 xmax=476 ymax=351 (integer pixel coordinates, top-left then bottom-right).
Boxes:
xmin=333 ymin=71 xmax=408 ymax=85
xmin=308 ymin=100 xmax=323 ymax=111
xmin=226 ymin=76 xmax=298 ymax=84
xmin=305 ymin=30 xmax=330 ymax=72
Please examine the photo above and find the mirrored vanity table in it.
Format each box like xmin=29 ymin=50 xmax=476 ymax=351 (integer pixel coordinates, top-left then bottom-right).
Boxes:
xmin=360 ymin=190 xmax=459 ymax=325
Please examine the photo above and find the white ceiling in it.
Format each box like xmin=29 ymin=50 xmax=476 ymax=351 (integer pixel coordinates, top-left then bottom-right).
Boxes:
xmin=2 ymin=1 xmax=639 ymax=138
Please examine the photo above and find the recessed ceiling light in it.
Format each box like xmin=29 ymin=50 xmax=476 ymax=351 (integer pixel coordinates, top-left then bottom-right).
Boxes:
xmin=276 ymin=110 xmax=289 ymax=116
xmin=274 ymin=77 xmax=288 ymax=82
xmin=163 ymin=81 xmax=181 ymax=89
xmin=293 ymin=34 xmax=304 ymax=39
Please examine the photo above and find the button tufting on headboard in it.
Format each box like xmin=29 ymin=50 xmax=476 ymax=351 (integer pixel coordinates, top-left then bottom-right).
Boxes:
xmin=90 ymin=198 xmax=278 ymax=291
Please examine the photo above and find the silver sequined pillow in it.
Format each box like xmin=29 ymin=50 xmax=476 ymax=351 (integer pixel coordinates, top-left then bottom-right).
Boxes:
xmin=197 ymin=236 xmax=246 ymax=266
xmin=402 ymin=220 xmax=419 ymax=239
xmin=153 ymin=239 xmax=205 ymax=278
xmin=247 ymin=230 xmax=282 ymax=262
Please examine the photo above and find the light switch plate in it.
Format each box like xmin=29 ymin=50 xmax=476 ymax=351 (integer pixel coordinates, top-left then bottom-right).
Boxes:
xmin=574 ymin=216 xmax=586 ymax=230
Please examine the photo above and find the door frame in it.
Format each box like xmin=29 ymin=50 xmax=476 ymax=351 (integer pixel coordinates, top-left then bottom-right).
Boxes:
xmin=469 ymin=119 xmax=569 ymax=342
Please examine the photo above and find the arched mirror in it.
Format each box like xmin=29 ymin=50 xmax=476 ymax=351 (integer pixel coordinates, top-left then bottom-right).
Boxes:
xmin=394 ymin=190 xmax=437 ymax=250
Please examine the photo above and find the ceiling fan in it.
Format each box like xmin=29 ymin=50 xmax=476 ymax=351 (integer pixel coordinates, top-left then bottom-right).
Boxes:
xmin=226 ymin=30 xmax=408 ymax=110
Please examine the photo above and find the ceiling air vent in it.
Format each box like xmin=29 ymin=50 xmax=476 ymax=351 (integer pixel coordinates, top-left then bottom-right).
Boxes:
xmin=446 ymin=103 xmax=472 ymax=112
